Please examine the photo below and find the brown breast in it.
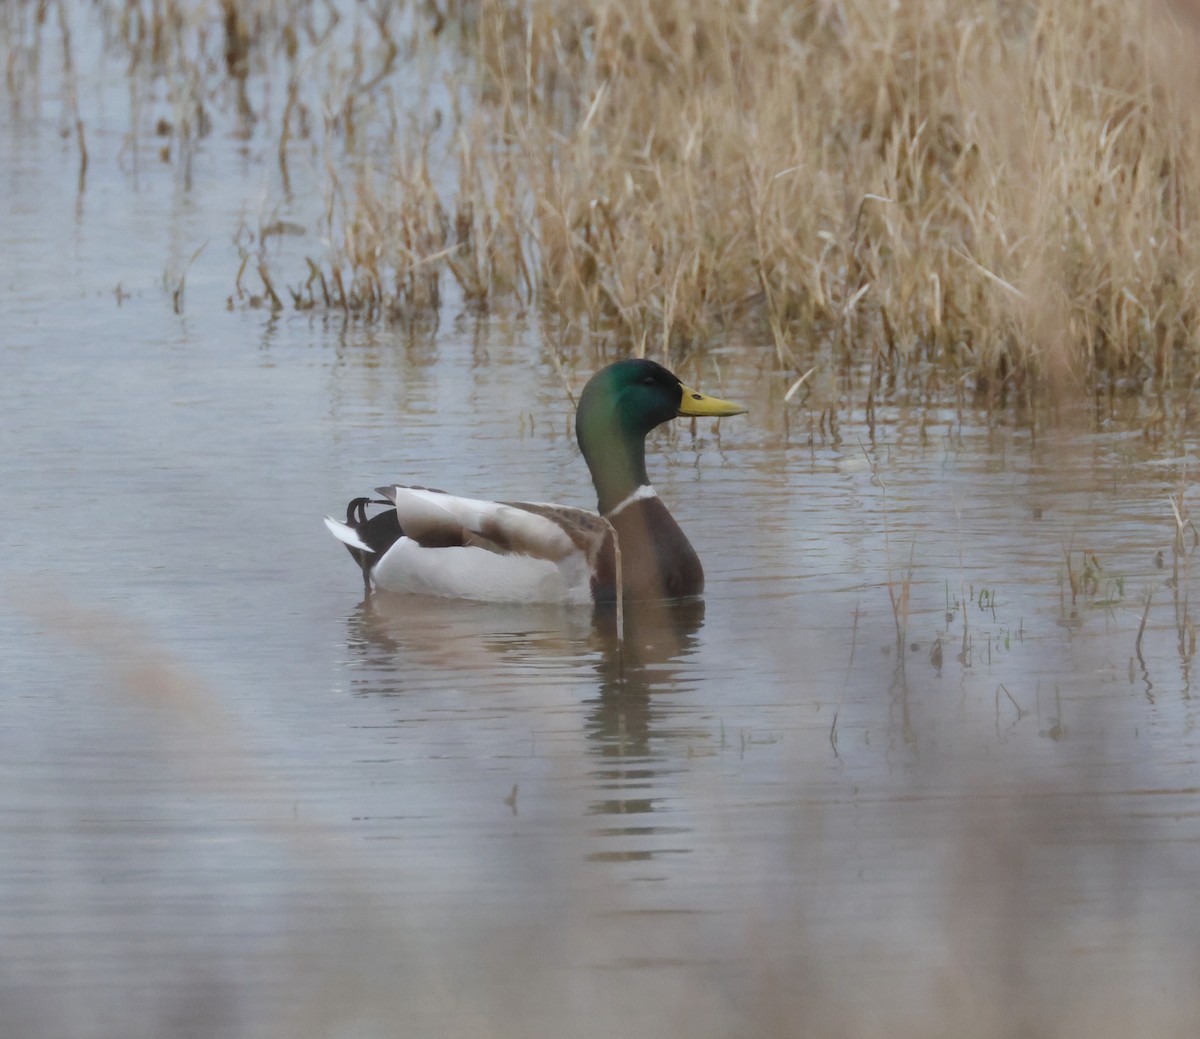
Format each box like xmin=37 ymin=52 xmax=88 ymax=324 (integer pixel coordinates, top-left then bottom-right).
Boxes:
xmin=597 ymin=497 xmax=704 ymax=602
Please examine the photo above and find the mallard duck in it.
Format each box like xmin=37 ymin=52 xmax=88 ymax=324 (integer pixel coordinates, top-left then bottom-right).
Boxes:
xmin=324 ymin=358 xmax=746 ymax=603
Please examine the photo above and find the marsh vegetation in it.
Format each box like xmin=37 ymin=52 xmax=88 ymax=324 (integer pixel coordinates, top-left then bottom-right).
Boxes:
xmin=7 ymin=3 xmax=1200 ymax=1037
xmin=10 ymin=0 xmax=1200 ymax=402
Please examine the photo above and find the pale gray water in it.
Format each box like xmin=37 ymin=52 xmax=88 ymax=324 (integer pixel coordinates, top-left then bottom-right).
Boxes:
xmin=4 ymin=8 xmax=1200 ymax=1038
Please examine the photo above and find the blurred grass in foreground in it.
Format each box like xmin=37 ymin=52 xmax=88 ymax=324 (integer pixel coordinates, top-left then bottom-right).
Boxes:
xmin=4 ymin=593 xmax=1199 ymax=1039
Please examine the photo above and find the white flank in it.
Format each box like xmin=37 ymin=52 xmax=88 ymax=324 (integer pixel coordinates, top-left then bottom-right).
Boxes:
xmin=604 ymin=484 xmax=658 ymax=519
xmin=324 ymin=515 xmax=374 ymax=553
xmin=372 ymin=537 xmax=593 ymax=604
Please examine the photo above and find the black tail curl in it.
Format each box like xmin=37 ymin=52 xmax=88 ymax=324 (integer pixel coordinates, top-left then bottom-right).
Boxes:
xmin=342 ymin=497 xmax=404 ymax=591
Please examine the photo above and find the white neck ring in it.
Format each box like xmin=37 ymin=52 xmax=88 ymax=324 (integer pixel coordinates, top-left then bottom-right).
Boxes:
xmin=605 ymin=484 xmax=658 ymax=518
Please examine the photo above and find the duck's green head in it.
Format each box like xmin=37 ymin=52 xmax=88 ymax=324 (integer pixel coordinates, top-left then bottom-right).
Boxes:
xmin=576 ymin=359 xmax=746 ymax=513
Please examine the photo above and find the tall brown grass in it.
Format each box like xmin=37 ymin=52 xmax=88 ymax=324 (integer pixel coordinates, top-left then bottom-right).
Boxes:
xmin=11 ymin=0 xmax=1200 ymax=393
xmin=303 ymin=0 xmax=1200 ymax=393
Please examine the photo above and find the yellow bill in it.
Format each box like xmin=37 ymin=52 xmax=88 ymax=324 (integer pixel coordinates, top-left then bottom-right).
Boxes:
xmin=677 ymin=384 xmax=748 ymax=418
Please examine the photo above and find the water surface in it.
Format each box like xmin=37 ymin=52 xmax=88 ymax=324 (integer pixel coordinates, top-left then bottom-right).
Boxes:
xmin=3 ymin=12 xmax=1200 ymax=1038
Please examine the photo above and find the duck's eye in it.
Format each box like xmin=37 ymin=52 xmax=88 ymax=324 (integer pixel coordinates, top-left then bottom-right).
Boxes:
xmin=640 ymin=374 xmax=657 ymax=386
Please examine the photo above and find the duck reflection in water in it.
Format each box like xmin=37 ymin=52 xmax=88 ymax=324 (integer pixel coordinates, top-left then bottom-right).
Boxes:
xmin=341 ymin=593 xmax=704 ymax=710
xmin=342 ymin=593 xmax=706 ymax=861
xmin=582 ymin=598 xmax=706 ymax=849
xmin=586 ymin=597 xmax=706 ymax=751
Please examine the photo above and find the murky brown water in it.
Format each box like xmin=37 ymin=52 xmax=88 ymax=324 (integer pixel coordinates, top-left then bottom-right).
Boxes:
xmin=4 ymin=9 xmax=1200 ymax=1038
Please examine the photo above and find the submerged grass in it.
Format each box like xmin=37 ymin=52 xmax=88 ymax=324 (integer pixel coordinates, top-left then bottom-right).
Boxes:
xmin=9 ymin=0 xmax=1200 ymax=398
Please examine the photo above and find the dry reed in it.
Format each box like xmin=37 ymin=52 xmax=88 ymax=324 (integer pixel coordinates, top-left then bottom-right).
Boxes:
xmin=308 ymin=0 xmax=1200 ymax=396
xmin=10 ymin=0 xmax=1200 ymax=397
